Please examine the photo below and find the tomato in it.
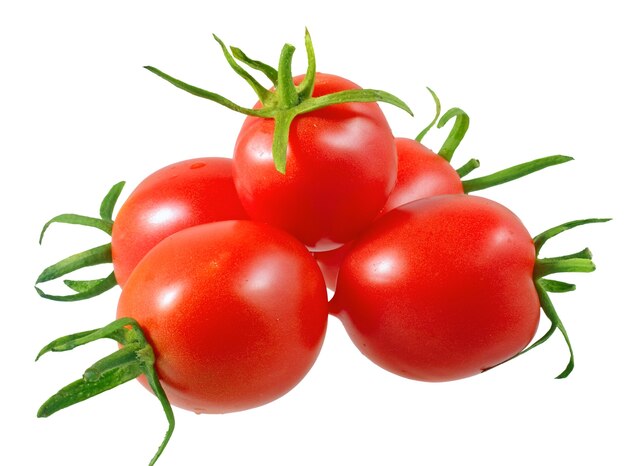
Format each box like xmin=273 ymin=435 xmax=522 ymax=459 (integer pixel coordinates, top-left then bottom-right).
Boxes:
xmin=117 ymin=220 xmax=329 ymax=413
xmin=380 ymin=137 xmax=463 ymax=214
xmin=315 ymin=137 xmax=464 ymax=291
xmin=112 ymin=157 xmax=248 ymax=286
xmin=233 ymin=73 xmax=398 ymax=252
xmin=330 ymin=195 xmax=540 ymax=382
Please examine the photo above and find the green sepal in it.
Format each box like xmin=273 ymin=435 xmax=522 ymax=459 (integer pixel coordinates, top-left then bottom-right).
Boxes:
xmin=35 ymin=272 xmax=118 ymax=302
xmin=437 ymin=107 xmax=470 ymax=162
xmin=545 ymin=247 xmax=593 ymax=262
xmin=36 ymin=317 xmax=175 ymax=466
xmin=39 ymin=215 xmax=112 ymax=244
xmin=415 ymin=87 xmax=441 ymax=142
xmin=36 ymin=329 xmax=102 ymax=361
xmin=99 ymin=181 xmax=125 ymax=221
xmin=213 ymin=34 xmax=273 ymax=105
xmin=144 ymin=66 xmax=269 ymax=117
xmin=539 ymin=278 xmax=577 ymax=293
xmin=64 ymin=277 xmax=110 ymax=293
xmin=296 ymin=88 xmax=412 ymax=115
xmin=534 ymin=218 xmax=611 ymax=255
xmin=83 ymin=344 xmax=144 ymax=382
xmin=37 ymin=359 xmax=143 ymax=417
xmin=534 ymin=257 xmax=596 ymax=277
xmin=36 ymin=244 xmax=112 ymax=285
xmin=39 ymin=182 xmax=124 ymax=243
xmin=277 ymin=42 xmax=299 ymax=108
xmin=462 ymin=155 xmax=573 ymax=193
xmin=520 ymin=283 xmax=575 ymax=379
xmin=455 ymin=158 xmax=480 ymax=178
xmin=295 ymin=28 xmax=316 ymax=100
xmin=230 ymin=46 xmax=278 ymax=85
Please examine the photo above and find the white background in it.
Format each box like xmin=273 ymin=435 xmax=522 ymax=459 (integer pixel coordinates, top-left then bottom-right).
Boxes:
xmin=1 ymin=1 xmax=625 ymax=465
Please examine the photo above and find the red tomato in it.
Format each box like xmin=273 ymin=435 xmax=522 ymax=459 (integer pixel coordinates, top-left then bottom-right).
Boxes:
xmin=381 ymin=137 xmax=463 ymax=214
xmin=315 ymin=137 xmax=464 ymax=291
xmin=111 ymin=157 xmax=248 ymax=286
xmin=233 ymin=73 xmax=397 ymax=252
xmin=117 ymin=220 xmax=329 ymax=414
xmin=330 ymin=195 xmax=540 ymax=382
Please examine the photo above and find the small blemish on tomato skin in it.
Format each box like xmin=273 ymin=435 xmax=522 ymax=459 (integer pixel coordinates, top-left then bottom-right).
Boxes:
xmin=190 ymin=162 xmax=206 ymax=169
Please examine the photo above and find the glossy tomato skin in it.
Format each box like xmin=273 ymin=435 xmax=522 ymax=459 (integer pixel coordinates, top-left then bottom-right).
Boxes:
xmin=111 ymin=157 xmax=248 ymax=286
xmin=315 ymin=137 xmax=464 ymax=291
xmin=331 ymin=195 xmax=540 ymax=382
xmin=117 ymin=220 xmax=328 ymax=414
xmin=233 ymin=73 xmax=397 ymax=252
xmin=380 ymin=137 xmax=463 ymax=215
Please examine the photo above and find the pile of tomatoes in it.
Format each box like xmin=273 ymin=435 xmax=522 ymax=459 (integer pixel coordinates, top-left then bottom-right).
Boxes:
xmin=35 ymin=31 xmax=607 ymax=465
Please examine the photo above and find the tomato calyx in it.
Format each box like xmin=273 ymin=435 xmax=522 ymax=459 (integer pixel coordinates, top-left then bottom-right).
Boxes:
xmin=144 ymin=29 xmax=413 ymax=174
xmin=414 ymin=88 xmax=575 ymax=192
xmin=36 ymin=317 xmax=175 ymax=466
xmin=36 ymin=182 xmax=124 ymax=301
xmin=487 ymin=218 xmax=611 ymax=379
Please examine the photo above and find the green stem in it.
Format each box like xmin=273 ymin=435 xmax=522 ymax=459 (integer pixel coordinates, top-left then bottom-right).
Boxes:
xmin=272 ymin=110 xmax=297 ymax=174
xmin=462 ymin=155 xmax=573 ymax=193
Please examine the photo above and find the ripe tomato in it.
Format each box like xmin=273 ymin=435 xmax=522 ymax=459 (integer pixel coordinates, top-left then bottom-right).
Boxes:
xmin=117 ymin=220 xmax=329 ymax=413
xmin=233 ymin=73 xmax=398 ymax=252
xmin=381 ymin=137 xmax=463 ymax=214
xmin=330 ymin=195 xmax=540 ymax=382
xmin=315 ymin=137 xmax=463 ymax=291
xmin=112 ymin=157 xmax=248 ymax=286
